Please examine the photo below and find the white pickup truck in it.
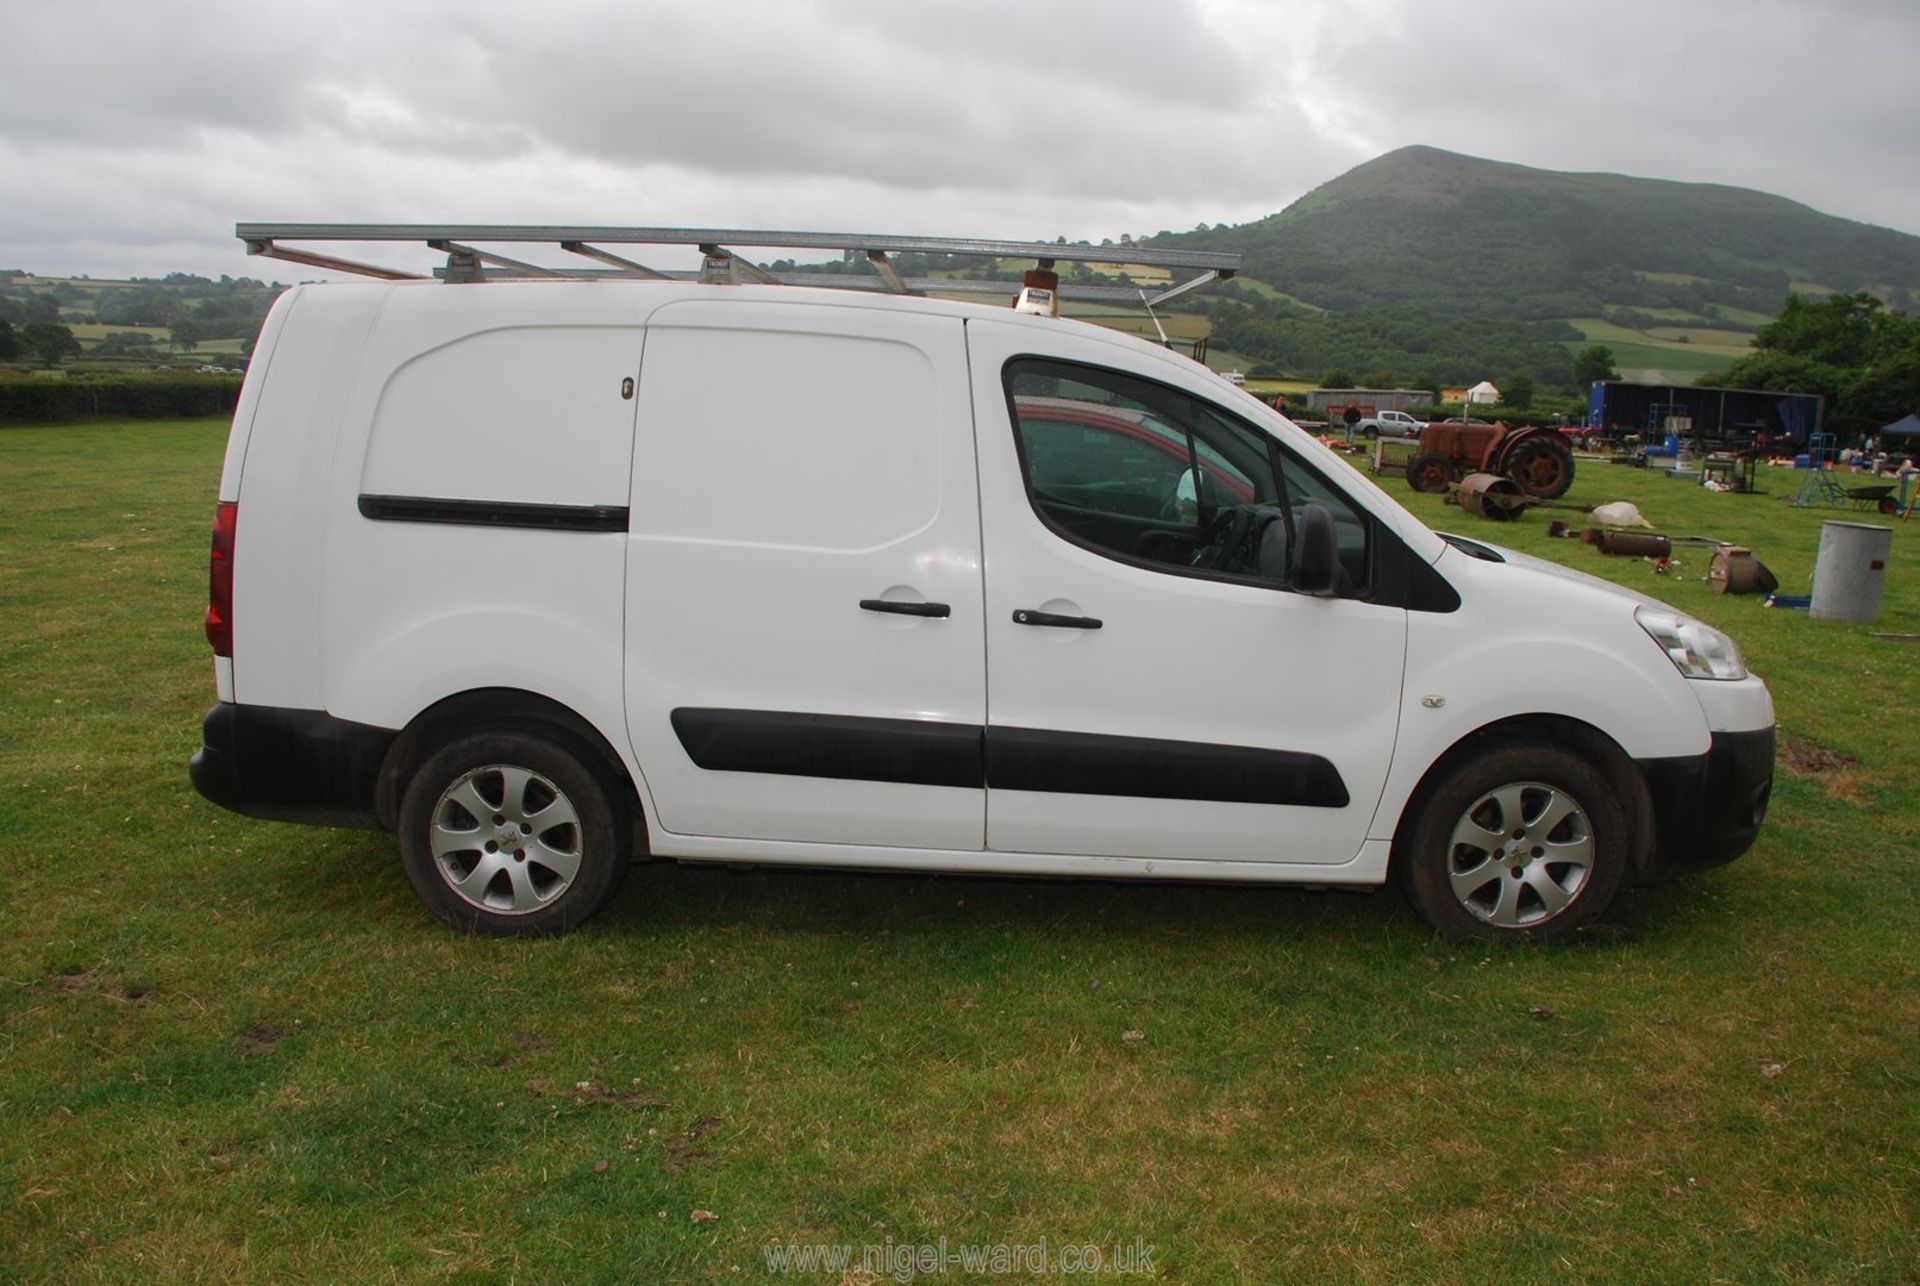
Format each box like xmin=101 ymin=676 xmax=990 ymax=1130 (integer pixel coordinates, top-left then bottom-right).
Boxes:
xmin=1356 ymin=409 xmax=1427 ymax=441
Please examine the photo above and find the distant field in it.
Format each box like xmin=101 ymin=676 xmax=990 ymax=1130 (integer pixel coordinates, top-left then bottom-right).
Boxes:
xmin=1244 ymin=377 xmax=1316 ymax=398
xmin=1204 ymin=349 xmax=1259 ymax=378
xmin=934 ymin=258 xmax=1175 ymax=287
xmin=1083 ymin=263 xmax=1173 ymax=286
xmin=1229 ymin=277 xmax=1328 ymax=313
xmin=1600 ymin=354 xmax=1735 ymax=385
xmin=1634 ymin=270 xmax=1712 ymax=285
xmin=8 ymin=276 xmax=138 ymax=290
xmin=1569 ymin=318 xmax=1747 ymax=383
xmin=1712 ymin=305 xmax=1776 ymax=328
xmin=1644 ymin=326 xmax=1756 ymax=350
xmin=1062 ymin=306 xmax=1212 ymax=341
xmin=67 ymin=323 xmax=169 ymax=342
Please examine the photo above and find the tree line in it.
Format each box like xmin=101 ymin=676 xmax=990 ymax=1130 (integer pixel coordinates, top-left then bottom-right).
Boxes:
xmin=1 ymin=272 xmax=284 ymax=338
xmin=1706 ymin=291 xmax=1920 ymax=440
xmin=0 ymin=318 xmax=80 ymax=366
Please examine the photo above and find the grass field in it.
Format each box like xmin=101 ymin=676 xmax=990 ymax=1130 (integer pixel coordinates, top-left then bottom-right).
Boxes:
xmin=65 ymin=323 xmax=171 ymax=343
xmin=1712 ymin=305 xmax=1778 ymax=328
xmin=1567 ymin=319 xmax=1750 ymax=385
xmin=1086 ymin=264 xmax=1173 ymax=287
xmin=1642 ymin=327 xmax=1756 ymax=348
xmin=1244 ymin=378 xmax=1317 ymax=400
xmin=1225 ymin=277 xmax=1328 ymax=313
xmin=1059 ymin=307 xmax=1213 ymax=341
xmin=2 ymin=421 xmax=1917 ymax=1280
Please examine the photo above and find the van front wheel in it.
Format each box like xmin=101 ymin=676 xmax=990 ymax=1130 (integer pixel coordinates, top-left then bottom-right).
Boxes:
xmin=1397 ymin=744 xmax=1627 ymax=943
xmin=398 ymin=729 xmax=629 ymax=937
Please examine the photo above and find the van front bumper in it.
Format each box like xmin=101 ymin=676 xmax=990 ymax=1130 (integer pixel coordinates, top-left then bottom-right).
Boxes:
xmin=1635 ymin=726 xmax=1775 ymax=877
xmin=189 ymin=702 xmax=395 ymax=831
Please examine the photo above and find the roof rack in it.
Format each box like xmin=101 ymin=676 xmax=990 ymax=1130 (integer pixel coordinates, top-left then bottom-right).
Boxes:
xmin=235 ymin=224 xmax=1239 ymax=308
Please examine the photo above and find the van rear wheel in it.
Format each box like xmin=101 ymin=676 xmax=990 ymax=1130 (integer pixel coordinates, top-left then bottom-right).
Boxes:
xmin=398 ymin=729 xmax=629 ymax=936
xmin=1397 ymin=743 xmax=1627 ymax=943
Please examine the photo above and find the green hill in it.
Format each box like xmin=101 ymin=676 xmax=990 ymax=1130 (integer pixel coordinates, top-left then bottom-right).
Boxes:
xmin=1145 ymin=146 xmax=1920 ymax=387
xmin=1162 ymin=145 xmax=1920 ymax=319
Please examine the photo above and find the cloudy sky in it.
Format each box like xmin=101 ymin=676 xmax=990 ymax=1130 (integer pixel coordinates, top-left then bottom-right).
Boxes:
xmin=3 ymin=0 xmax=1916 ymax=281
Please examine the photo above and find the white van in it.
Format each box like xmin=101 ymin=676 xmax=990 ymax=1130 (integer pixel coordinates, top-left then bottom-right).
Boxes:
xmin=190 ymin=277 xmax=1774 ymax=942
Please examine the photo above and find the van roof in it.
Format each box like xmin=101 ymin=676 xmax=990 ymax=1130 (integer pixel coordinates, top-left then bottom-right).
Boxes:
xmin=299 ymin=275 xmax=1224 ymax=378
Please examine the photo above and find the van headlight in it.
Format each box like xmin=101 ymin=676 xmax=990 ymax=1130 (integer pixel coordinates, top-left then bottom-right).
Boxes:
xmin=1635 ymin=607 xmax=1747 ymax=680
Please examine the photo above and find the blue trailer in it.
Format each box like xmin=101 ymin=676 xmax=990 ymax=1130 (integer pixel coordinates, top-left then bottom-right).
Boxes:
xmin=1586 ymin=381 xmax=1823 ymax=452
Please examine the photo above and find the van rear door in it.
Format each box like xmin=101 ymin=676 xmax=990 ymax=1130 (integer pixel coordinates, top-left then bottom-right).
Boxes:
xmin=624 ymin=300 xmax=986 ymax=849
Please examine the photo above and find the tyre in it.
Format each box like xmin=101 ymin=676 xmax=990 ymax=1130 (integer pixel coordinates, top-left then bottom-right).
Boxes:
xmin=1395 ymin=742 xmax=1628 ymax=944
xmin=1504 ymin=434 xmax=1575 ymax=499
xmin=398 ymin=728 xmax=630 ymax=936
xmin=1407 ymin=452 xmax=1453 ymax=494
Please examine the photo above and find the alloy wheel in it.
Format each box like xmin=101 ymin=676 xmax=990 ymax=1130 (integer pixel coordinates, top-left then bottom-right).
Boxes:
xmin=1444 ymin=780 xmax=1595 ymax=928
xmin=428 ymin=764 xmax=584 ymax=914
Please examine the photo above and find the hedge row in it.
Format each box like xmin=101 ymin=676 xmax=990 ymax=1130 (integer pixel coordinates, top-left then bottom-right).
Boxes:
xmin=1400 ymin=404 xmax=1574 ymax=429
xmin=0 ymin=374 xmax=243 ymax=424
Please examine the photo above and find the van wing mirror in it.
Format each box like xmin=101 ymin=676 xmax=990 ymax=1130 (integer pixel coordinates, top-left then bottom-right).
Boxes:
xmin=1290 ymin=502 xmax=1340 ymax=596
xmin=1171 ymin=468 xmax=1199 ymax=523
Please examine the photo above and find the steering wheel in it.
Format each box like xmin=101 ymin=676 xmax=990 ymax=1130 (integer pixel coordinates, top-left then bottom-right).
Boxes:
xmin=1192 ymin=506 xmax=1254 ymax=571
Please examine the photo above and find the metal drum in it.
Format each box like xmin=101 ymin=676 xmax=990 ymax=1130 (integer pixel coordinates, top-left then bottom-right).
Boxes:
xmin=1458 ymin=472 xmax=1525 ymax=521
xmin=1597 ymin=531 xmax=1671 ymax=558
xmin=1811 ymin=521 xmax=1893 ymax=623
xmin=1708 ymin=547 xmax=1776 ymax=595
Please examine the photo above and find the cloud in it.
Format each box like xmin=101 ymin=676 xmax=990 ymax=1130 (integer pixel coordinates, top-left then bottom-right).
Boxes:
xmin=1286 ymin=0 xmax=1920 ymax=232
xmin=0 ymin=0 xmax=1914 ymax=279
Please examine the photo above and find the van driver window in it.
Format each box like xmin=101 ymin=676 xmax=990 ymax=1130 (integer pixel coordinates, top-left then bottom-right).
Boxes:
xmin=1004 ymin=358 xmax=1367 ymax=589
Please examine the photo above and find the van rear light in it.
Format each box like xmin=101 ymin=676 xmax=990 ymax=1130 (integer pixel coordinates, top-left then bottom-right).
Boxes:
xmin=205 ymin=501 xmax=236 ymax=657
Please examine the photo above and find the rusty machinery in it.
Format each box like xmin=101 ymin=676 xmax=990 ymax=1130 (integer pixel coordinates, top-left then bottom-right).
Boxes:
xmin=1452 ymin=473 xmax=1592 ymax=523
xmin=1406 ymin=421 xmax=1576 ymax=500
xmin=1449 ymin=467 xmax=1781 ymax=596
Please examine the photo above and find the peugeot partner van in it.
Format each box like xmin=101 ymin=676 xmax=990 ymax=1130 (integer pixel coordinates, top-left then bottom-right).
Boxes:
xmin=189 ymin=276 xmax=1774 ymax=942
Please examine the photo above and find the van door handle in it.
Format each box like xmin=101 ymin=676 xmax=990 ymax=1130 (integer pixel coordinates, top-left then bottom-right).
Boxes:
xmin=1012 ymin=609 xmax=1102 ymax=629
xmin=860 ymin=599 xmax=951 ymax=618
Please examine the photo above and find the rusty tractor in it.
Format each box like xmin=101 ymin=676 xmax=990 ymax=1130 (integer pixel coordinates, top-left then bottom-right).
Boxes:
xmin=1405 ymin=421 xmax=1576 ymax=500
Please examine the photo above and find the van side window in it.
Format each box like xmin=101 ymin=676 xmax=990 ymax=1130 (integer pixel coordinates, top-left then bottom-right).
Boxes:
xmin=1003 ymin=358 xmax=1368 ymax=590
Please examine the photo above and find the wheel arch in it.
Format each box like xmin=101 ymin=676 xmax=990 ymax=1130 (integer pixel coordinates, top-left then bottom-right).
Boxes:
xmin=1386 ymin=712 xmax=1655 ymax=881
xmin=375 ymin=687 xmax=645 ymax=846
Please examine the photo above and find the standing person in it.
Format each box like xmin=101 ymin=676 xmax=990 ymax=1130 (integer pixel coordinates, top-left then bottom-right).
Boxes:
xmin=1343 ymin=403 xmax=1362 ymax=445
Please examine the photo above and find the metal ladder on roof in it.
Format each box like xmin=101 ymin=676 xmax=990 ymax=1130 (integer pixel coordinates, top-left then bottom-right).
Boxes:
xmin=235 ymin=224 xmax=1240 ymax=310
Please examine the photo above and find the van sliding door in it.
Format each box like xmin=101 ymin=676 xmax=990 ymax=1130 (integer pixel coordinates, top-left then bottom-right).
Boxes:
xmin=623 ymin=300 xmax=987 ymax=851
